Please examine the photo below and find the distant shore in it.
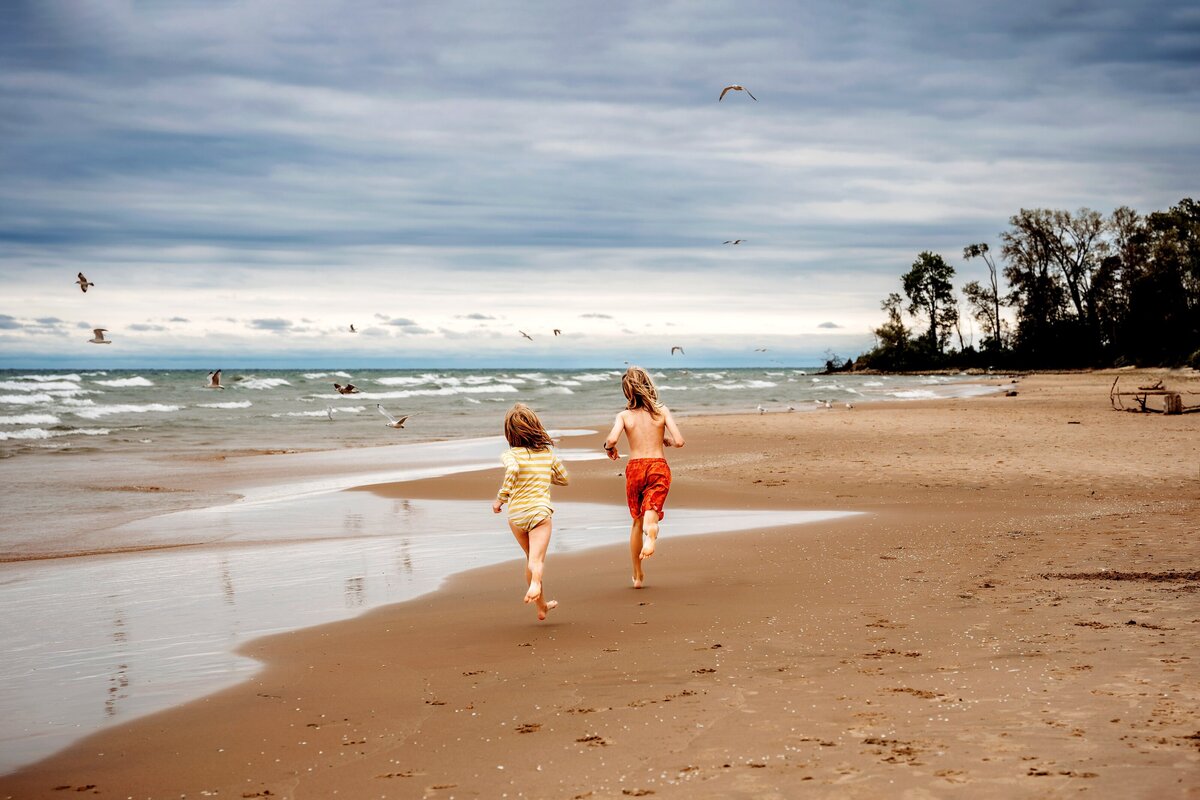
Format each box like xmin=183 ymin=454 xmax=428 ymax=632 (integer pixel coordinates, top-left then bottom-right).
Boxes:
xmin=2 ymin=370 xmax=1197 ymax=797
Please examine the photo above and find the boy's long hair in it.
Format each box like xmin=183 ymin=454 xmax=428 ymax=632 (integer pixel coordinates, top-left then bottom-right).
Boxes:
xmin=622 ymin=366 xmax=662 ymax=417
xmin=504 ymin=403 xmax=555 ymax=450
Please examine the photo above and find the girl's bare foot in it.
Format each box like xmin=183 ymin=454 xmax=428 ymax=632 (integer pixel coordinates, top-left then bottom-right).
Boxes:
xmin=524 ymin=581 xmax=542 ymax=604
xmin=537 ymin=599 xmax=557 ymax=621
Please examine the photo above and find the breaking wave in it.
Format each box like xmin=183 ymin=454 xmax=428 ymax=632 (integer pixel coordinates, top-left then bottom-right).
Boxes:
xmin=93 ymin=376 xmax=154 ymax=388
xmin=73 ymin=403 xmax=183 ymax=419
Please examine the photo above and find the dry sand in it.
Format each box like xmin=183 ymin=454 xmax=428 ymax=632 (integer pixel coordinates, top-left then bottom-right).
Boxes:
xmin=2 ymin=370 xmax=1197 ymax=798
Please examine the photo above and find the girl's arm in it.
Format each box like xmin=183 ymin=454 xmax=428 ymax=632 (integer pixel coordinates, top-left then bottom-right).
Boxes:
xmin=550 ymin=452 xmax=570 ymax=486
xmin=494 ymin=450 xmax=519 ymax=512
xmin=602 ymin=413 xmax=624 ymax=460
xmin=663 ymin=408 xmax=685 ymax=448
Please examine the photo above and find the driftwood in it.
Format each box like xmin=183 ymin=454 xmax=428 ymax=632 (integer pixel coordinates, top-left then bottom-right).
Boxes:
xmin=1110 ymin=376 xmax=1200 ymax=414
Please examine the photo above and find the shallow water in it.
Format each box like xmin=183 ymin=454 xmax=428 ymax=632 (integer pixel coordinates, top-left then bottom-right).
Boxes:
xmin=0 ymin=489 xmax=857 ymax=773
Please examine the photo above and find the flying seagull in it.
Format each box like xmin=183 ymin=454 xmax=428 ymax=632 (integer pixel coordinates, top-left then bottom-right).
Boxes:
xmin=205 ymin=370 xmax=223 ymax=389
xmin=553 ymin=329 xmax=562 ymax=336
xmin=519 ymin=330 xmax=533 ymax=341
xmin=349 ymin=324 xmax=357 ymax=333
xmin=88 ymin=328 xmax=111 ymax=344
xmin=76 ymin=272 xmax=95 ymax=293
xmin=754 ymin=347 xmax=768 ymax=352
xmin=670 ymin=346 xmax=685 ymax=356
xmin=333 ymin=382 xmax=361 ymax=395
xmin=723 ymin=239 xmax=745 ymax=245
xmin=377 ymin=404 xmax=410 ymax=429
xmin=719 ymin=84 xmax=757 ymax=102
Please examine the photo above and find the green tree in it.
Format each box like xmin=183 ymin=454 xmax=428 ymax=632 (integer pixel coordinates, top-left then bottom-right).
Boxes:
xmin=901 ymin=251 xmax=956 ymax=357
xmin=859 ymin=292 xmax=913 ymax=371
xmin=962 ymin=242 xmax=1005 ymax=352
xmin=1123 ymin=198 xmax=1200 ymax=365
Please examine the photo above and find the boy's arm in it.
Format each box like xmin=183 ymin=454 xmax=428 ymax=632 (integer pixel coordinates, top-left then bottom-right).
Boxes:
xmin=494 ymin=451 xmax=518 ymax=512
xmin=663 ymin=408 xmax=685 ymax=448
xmin=602 ymin=413 xmax=624 ymax=460
xmin=550 ymin=452 xmax=570 ymax=486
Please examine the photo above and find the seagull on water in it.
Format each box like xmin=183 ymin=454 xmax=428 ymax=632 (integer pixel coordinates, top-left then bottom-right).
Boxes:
xmin=205 ymin=370 xmax=223 ymax=389
xmin=719 ymin=84 xmax=757 ymax=102
xmin=519 ymin=330 xmax=533 ymax=341
xmin=671 ymin=346 xmax=685 ymax=356
xmin=88 ymin=328 xmax=111 ymax=344
xmin=76 ymin=272 xmax=95 ymax=293
xmin=377 ymin=404 xmax=410 ymax=429
xmin=334 ymin=382 xmax=360 ymax=395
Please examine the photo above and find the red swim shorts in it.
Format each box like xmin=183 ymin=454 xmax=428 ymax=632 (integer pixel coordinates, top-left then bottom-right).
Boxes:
xmin=625 ymin=458 xmax=672 ymax=520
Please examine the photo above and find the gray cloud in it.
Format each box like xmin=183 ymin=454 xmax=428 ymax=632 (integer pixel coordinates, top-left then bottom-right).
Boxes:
xmin=385 ymin=318 xmax=420 ymax=327
xmin=129 ymin=323 xmax=167 ymax=332
xmin=457 ymin=313 xmax=496 ymax=320
xmin=817 ymin=322 xmax=842 ymax=329
xmin=168 ymin=316 xmax=190 ymax=323
xmin=0 ymin=315 xmax=22 ymax=329
xmin=1 ymin=1 xmax=1196 ymax=364
xmin=248 ymin=318 xmax=294 ymax=331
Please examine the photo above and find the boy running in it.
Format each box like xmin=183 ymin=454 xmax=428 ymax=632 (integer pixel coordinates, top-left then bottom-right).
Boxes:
xmin=602 ymin=366 xmax=685 ymax=588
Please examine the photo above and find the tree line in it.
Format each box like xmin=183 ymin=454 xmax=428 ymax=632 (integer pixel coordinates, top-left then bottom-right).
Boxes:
xmin=849 ymin=197 xmax=1199 ymax=371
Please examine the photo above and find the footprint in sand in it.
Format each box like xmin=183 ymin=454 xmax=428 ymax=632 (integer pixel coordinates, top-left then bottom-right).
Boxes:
xmin=515 ymin=723 xmax=541 ymax=733
xmin=576 ymin=734 xmax=609 ymax=747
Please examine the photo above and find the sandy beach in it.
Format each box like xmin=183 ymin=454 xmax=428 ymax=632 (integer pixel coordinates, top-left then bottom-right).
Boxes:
xmin=2 ymin=370 xmax=1197 ymax=798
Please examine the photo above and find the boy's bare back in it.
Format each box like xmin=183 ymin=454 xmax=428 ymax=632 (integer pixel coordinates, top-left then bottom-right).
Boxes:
xmin=605 ymin=407 xmax=684 ymax=460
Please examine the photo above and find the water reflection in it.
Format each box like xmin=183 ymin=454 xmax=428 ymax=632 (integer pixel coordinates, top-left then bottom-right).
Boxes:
xmin=0 ymin=495 xmax=857 ymax=773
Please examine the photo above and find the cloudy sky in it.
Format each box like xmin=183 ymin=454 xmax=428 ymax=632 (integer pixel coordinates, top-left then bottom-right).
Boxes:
xmin=2 ymin=0 xmax=1197 ymax=368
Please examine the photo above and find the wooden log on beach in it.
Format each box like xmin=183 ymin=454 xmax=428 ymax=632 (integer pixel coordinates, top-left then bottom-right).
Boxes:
xmin=1164 ymin=393 xmax=1183 ymax=415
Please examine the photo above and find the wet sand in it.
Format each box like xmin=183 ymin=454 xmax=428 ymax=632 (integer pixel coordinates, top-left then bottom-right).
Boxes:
xmin=2 ymin=370 xmax=1198 ymax=798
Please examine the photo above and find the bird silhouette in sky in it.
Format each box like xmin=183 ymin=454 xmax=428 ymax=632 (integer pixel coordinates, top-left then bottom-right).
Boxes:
xmin=719 ymin=84 xmax=757 ymax=101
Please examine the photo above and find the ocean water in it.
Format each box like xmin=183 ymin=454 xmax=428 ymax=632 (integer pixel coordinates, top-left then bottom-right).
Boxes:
xmin=0 ymin=367 xmax=1000 ymax=459
xmin=0 ymin=366 xmax=1000 ymax=773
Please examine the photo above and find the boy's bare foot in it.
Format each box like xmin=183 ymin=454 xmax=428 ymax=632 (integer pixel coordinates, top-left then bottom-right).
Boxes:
xmin=640 ymin=531 xmax=657 ymax=561
xmin=524 ymin=581 xmax=542 ymax=604
xmin=641 ymin=516 xmax=659 ymax=560
xmin=537 ymin=599 xmax=557 ymax=621
xmin=632 ymin=575 xmax=643 ymax=589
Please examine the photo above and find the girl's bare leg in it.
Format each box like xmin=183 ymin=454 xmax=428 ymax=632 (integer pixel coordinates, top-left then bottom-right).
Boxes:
xmin=512 ymin=517 xmax=556 ymax=619
xmin=630 ymin=517 xmax=645 ymax=588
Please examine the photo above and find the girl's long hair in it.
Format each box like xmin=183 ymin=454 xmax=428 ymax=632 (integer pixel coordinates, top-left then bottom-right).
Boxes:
xmin=622 ymin=366 xmax=662 ymax=417
xmin=504 ymin=402 xmax=554 ymax=450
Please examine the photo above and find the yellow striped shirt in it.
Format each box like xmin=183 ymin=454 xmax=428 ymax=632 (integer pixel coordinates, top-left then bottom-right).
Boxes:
xmin=497 ymin=446 xmax=569 ymax=517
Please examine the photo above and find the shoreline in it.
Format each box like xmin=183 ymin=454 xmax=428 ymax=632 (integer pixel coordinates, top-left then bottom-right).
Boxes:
xmin=2 ymin=371 xmax=1197 ymax=797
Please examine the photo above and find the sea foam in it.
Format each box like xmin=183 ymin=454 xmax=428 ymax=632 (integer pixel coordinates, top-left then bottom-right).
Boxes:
xmin=237 ymin=378 xmax=291 ymax=390
xmin=93 ymin=376 xmax=154 ymax=388
xmin=0 ymin=414 xmax=61 ymax=425
xmin=73 ymin=403 xmax=183 ymax=419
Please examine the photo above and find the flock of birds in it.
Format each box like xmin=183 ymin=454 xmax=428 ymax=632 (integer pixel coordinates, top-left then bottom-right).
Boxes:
xmin=69 ymin=85 xmax=774 ymax=429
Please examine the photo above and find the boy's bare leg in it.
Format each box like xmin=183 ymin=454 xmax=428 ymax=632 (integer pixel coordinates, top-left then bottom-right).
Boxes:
xmin=629 ymin=517 xmax=645 ymax=588
xmin=640 ymin=509 xmax=660 ymax=560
